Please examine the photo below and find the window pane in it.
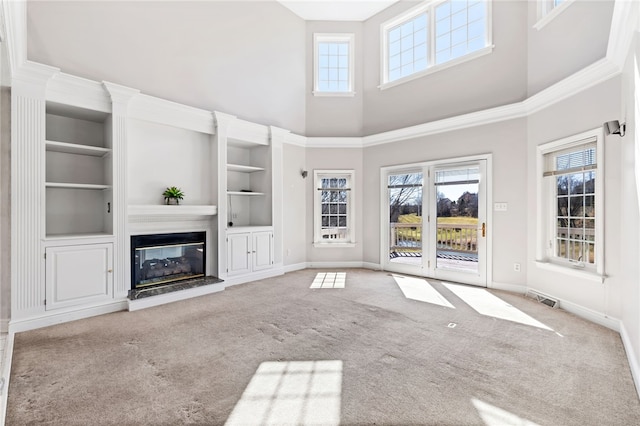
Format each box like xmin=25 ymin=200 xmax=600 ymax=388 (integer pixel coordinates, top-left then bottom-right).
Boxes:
xmin=436 ymin=1 xmax=451 ymax=20
xmin=557 ymin=197 xmax=568 ymax=217
xmin=389 ymin=27 xmax=401 ymax=42
xmin=556 ymin=176 xmax=568 ymax=195
xmin=452 ymin=10 xmax=467 ymax=29
xmin=569 ymin=173 xmax=584 ymax=195
xmin=338 ymin=216 xmax=347 ymax=227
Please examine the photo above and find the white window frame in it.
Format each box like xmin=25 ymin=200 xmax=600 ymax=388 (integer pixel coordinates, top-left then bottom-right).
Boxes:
xmin=535 ymin=128 xmax=605 ymax=282
xmin=313 ymin=170 xmax=356 ymax=247
xmin=534 ymin=0 xmax=575 ymax=31
xmin=313 ymin=33 xmax=355 ymax=97
xmin=380 ymin=0 xmax=493 ymax=90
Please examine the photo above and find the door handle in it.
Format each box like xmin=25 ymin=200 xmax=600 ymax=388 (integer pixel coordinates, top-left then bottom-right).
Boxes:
xmin=481 ymin=223 xmax=486 ymax=237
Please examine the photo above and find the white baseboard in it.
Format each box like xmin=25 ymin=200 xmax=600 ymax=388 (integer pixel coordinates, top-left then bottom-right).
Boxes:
xmin=0 ymin=331 xmax=14 ymax=426
xmin=283 ymin=262 xmax=307 ymax=273
xmin=223 ymin=267 xmax=285 ymax=288
xmin=620 ymin=321 xmax=640 ymax=400
xmin=525 ymin=286 xmax=620 ymax=331
xmin=306 ymin=261 xmax=368 ymax=269
xmin=128 ymin=282 xmax=227 ymax=311
xmin=362 ymin=262 xmax=383 ymax=270
xmin=491 ymin=281 xmax=526 ymax=294
xmin=8 ymin=301 xmax=129 ymax=334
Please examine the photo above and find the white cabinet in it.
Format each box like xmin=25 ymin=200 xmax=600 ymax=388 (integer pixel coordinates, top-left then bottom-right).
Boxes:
xmin=45 ymin=243 xmax=114 ymax=310
xmin=227 ymin=229 xmax=273 ymax=276
xmin=252 ymin=230 xmax=274 ymax=271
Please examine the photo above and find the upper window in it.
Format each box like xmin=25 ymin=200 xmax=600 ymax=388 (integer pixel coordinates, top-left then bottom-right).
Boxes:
xmin=381 ymin=0 xmax=492 ymax=88
xmin=535 ymin=0 xmax=575 ymax=30
xmin=313 ymin=33 xmax=355 ymax=96
xmin=537 ymin=128 xmax=604 ymax=278
xmin=314 ymin=170 xmax=356 ymax=247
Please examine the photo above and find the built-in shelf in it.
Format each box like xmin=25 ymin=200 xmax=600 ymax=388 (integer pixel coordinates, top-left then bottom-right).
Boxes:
xmin=45 ymin=140 xmax=111 ymax=157
xmin=128 ymin=204 xmax=218 ymax=223
xmin=45 ymin=232 xmax=114 ymax=241
xmin=227 ymin=163 xmax=265 ymax=173
xmin=46 ymin=182 xmax=111 ymax=190
xmin=227 ymin=191 xmax=265 ymax=196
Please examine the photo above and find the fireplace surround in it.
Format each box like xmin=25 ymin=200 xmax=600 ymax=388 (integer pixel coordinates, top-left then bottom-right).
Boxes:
xmin=131 ymin=232 xmax=206 ymax=290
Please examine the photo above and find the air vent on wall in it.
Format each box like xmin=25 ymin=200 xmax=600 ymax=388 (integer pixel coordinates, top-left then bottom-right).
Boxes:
xmin=525 ymin=289 xmax=559 ymax=309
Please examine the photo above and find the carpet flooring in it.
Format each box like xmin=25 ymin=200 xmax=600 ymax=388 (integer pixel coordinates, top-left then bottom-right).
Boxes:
xmin=6 ymin=268 xmax=640 ymax=425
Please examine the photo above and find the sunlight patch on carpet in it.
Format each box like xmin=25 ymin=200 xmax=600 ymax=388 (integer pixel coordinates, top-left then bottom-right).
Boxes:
xmin=472 ymin=398 xmax=540 ymax=426
xmin=392 ymin=274 xmax=455 ymax=308
xmin=225 ymin=360 xmax=342 ymax=426
xmin=443 ymin=283 xmax=553 ymax=331
xmin=310 ymin=272 xmax=346 ymax=289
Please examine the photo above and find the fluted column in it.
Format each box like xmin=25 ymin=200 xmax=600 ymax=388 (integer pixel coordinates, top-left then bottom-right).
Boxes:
xmin=103 ymin=82 xmax=139 ymax=298
xmin=11 ymin=62 xmax=58 ymax=320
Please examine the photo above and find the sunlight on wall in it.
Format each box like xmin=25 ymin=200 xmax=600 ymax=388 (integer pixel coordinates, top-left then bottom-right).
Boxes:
xmin=225 ymin=360 xmax=342 ymax=426
xmin=392 ymin=274 xmax=455 ymax=308
xmin=472 ymin=398 xmax=541 ymax=426
xmin=443 ymin=283 xmax=553 ymax=331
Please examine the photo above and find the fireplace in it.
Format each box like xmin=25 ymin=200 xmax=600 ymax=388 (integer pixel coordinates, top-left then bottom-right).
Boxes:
xmin=131 ymin=232 xmax=206 ymax=290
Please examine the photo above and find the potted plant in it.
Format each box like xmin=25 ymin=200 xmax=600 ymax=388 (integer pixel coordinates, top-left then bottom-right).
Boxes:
xmin=163 ymin=186 xmax=185 ymax=205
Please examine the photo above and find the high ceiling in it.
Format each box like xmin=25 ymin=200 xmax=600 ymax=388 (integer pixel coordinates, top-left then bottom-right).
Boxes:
xmin=277 ymin=0 xmax=399 ymax=21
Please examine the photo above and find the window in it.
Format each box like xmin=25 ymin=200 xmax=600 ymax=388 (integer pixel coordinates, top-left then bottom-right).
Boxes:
xmin=313 ymin=34 xmax=355 ymax=96
xmin=535 ymin=0 xmax=574 ymax=30
xmin=314 ymin=170 xmax=355 ymax=247
xmin=381 ymin=0 xmax=492 ymax=88
xmin=537 ymin=128 xmax=604 ymax=278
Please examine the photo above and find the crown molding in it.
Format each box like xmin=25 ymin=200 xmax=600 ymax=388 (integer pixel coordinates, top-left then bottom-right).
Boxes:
xmin=0 ymin=0 xmax=26 ymax=78
xmin=606 ymin=0 xmax=640 ymax=71
xmin=129 ymin=93 xmax=214 ymax=135
xmin=306 ymin=137 xmax=363 ymax=148
xmin=47 ymin=71 xmax=111 ymax=112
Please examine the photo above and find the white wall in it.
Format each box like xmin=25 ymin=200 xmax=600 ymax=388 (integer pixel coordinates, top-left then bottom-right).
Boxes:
xmin=362 ymin=118 xmax=529 ymax=286
xmin=27 ymin=0 xmax=307 ymax=134
xmin=527 ymin=0 xmax=613 ymax=96
xmin=361 ymin=0 xmax=528 ymax=135
xmin=526 ymin=77 xmax=623 ymax=317
xmin=282 ymin=143 xmax=307 ymax=267
xmin=128 ymin=119 xmax=212 ymax=205
xmin=305 ymin=21 xmax=364 ymax=137
xmin=619 ymin=32 xmax=640 ymax=387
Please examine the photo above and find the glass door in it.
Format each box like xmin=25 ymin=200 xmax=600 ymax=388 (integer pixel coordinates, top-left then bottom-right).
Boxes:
xmin=431 ymin=161 xmax=487 ymax=286
xmin=386 ymin=171 xmax=425 ymax=274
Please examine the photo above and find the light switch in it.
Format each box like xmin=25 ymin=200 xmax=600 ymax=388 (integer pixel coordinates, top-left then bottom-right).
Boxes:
xmin=494 ymin=202 xmax=508 ymax=212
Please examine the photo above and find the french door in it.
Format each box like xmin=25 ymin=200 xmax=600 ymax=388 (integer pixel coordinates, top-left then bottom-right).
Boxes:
xmin=383 ymin=157 xmax=489 ymax=287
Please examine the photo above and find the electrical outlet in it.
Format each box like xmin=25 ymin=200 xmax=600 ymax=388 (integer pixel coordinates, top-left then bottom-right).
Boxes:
xmin=514 ymin=263 xmax=521 ymax=272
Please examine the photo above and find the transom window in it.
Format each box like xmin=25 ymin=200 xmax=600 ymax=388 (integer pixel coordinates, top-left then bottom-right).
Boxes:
xmin=535 ymin=0 xmax=574 ymax=30
xmin=313 ymin=34 xmax=355 ymax=96
xmin=538 ymin=128 xmax=604 ymax=277
xmin=381 ymin=0 xmax=492 ymax=88
xmin=314 ymin=170 xmax=355 ymax=246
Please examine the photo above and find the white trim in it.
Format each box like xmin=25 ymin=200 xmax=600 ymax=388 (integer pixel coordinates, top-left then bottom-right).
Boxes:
xmin=306 ymin=137 xmax=363 ymax=149
xmin=606 ymin=0 xmax=640 ymax=71
xmin=307 ymin=261 xmax=367 ymax=269
xmin=313 ymin=33 xmax=355 ymax=96
xmin=534 ymin=0 xmax=576 ymax=31
xmin=283 ymin=262 xmax=308 ymax=273
xmin=7 ymin=300 xmax=128 ymax=334
xmin=620 ymin=321 xmax=640 ymax=399
xmin=489 ymin=281 xmax=526 ymax=294
xmin=129 ymin=93 xmax=214 ymax=135
xmin=222 ymin=266 xmax=285 ymax=287
xmin=128 ymin=205 xmax=218 ymax=222
xmin=128 ymin=281 xmax=226 ymax=311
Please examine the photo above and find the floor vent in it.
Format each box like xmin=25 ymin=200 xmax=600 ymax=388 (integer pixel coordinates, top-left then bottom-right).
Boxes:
xmin=525 ymin=289 xmax=559 ymax=308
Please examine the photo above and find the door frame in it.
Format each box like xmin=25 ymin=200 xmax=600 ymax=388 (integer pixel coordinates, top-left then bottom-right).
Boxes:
xmin=380 ymin=154 xmax=493 ymax=287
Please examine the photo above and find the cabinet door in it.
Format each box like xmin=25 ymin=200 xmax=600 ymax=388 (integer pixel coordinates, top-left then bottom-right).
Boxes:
xmin=228 ymin=233 xmax=252 ymax=276
xmin=253 ymin=231 xmax=273 ymax=271
xmin=45 ymin=243 xmax=113 ymax=311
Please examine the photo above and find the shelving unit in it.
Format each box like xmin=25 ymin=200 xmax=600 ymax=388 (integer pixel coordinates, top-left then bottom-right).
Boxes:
xmin=45 ymin=102 xmax=113 ymax=238
xmin=226 ymin=139 xmax=272 ymax=227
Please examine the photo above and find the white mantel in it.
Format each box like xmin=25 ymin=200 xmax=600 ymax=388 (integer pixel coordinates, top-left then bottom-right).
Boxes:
xmin=128 ymin=205 xmax=217 ymax=223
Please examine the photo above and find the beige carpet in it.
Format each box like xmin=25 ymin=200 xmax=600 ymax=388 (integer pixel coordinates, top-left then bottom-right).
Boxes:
xmin=6 ymin=269 xmax=640 ymax=425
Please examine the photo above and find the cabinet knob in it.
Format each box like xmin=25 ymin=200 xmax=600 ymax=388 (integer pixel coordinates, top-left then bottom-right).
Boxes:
xmin=108 ymin=269 xmax=113 ymax=273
